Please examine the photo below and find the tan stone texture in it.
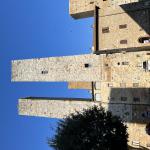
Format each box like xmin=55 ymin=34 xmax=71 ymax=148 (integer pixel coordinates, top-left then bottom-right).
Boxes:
xmin=68 ymin=82 xmax=92 ymax=89
xmin=12 ymin=54 xmax=101 ymax=82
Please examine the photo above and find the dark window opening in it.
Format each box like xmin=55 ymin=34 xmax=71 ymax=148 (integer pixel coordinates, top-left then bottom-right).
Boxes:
xmin=102 ymin=27 xmax=109 ymax=33
xmin=122 ymin=62 xmax=129 ymax=65
xmin=143 ymin=61 xmax=150 ymax=71
xmin=117 ymin=62 xmax=120 ymax=65
xmin=133 ymin=97 xmax=140 ymax=102
xmin=121 ymin=97 xmax=127 ymax=101
xmin=41 ymin=70 xmax=48 ymax=74
xmin=119 ymin=24 xmax=127 ymax=29
xmin=84 ymin=64 xmax=89 ymax=68
xmin=146 ymin=122 xmax=150 ymax=135
xmin=138 ymin=37 xmax=150 ymax=43
xmin=90 ymin=1 xmax=94 ymax=4
xmin=133 ymin=83 xmax=139 ymax=87
xmin=143 ymin=61 xmax=147 ymax=69
xmin=120 ymin=40 xmax=127 ymax=44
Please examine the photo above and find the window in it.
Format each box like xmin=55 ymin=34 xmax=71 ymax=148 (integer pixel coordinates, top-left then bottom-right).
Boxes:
xmin=139 ymin=37 xmax=150 ymax=43
xmin=121 ymin=97 xmax=127 ymax=101
xmin=133 ymin=97 xmax=140 ymax=102
xmin=133 ymin=83 xmax=139 ymax=87
xmin=120 ymin=40 xmax=127 ymax=44
xmin=108 ymin=83 xmax=113 ymax=87
xmin=119 ymin=24 xmax=127 ymax=29
xmin=41 ymin=70 xmax=48 ymax=74
xmin=102 ymin=27 xmax=109 ymax=33
xmin=146 ymin=122 xmax=150 ymax=135
xmin=90 ymin=1 xmax=94 ymax=4
xmin=84 ymin=64 xmax=89 ymax=68
xmin=122 ymin=62 xmax=129 ymax=65
xmin=143 ymin=61 xmax=150 ymax=71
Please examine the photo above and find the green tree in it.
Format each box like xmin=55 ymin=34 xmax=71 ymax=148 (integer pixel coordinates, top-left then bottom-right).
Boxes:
xmin=48 ymin=106 xmax=128 ymax=150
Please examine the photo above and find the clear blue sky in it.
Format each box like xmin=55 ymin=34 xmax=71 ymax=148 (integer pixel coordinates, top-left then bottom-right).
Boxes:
xmin=0 ymin=0 xmax=93 ymax=150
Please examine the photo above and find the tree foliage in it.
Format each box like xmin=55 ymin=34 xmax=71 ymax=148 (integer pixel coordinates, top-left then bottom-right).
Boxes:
xmin=48 ymin=106 xmax=128 ymax=150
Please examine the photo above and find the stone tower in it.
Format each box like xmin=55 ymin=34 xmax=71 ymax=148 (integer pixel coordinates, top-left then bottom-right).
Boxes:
xmin=12 ymin=0 xmax=150 ymax=149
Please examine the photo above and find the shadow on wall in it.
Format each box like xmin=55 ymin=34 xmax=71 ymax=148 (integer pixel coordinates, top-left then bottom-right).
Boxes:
xmin=107 ymin=88 xmax=150 ymax=124
xmin=120 ymin=1 xmax=150 ymax=35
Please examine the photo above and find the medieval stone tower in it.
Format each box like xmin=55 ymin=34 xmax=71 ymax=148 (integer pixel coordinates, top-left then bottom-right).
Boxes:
xmin=12 ymin=0 xmax=150 ymax=149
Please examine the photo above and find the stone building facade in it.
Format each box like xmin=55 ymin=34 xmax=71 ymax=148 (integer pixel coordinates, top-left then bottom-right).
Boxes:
xmin=12 ymin=0 xmax=150 ymax=149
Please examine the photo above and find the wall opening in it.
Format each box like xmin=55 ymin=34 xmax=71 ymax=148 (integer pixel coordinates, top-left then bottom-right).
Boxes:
xmin=84 ymin=64 xmax=89 ymax=68
xmin=41 ymin=70 xmax=48 ymax=74
xmin=102 ymin=27 xmax=109 ymax=33
xmin=146 ymin=122 xmax=150 ymax=135
xmin=120 ymin=40 xmax=127 ymax=44
xmin=119 ymin=24 xmax=127 ymax=29
xmin=143 ymin=61 xmax=150 ymax=71
xmin=121 ymin=97 xmax=127 ymax=101
xmin=138 ymin=37 xmax=150 ymax=43
xmin=133 ymin=97 xmax=140 ymax=102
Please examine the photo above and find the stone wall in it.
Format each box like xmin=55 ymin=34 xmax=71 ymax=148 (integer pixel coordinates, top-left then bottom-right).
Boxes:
xmin=99 ymin=3 xmax=150 ymax=50
xmin=12 ymin=54 xmax=101 ymax=82
xmin=69 ymin=0 xmax=141 ymax=19
xmin=18 ymin=98 xmax=150 ymax=148
xmin=68 ymin=82 xmax=92 ymax=89
xmin=19 ymin=98 xmax=99 ymax=118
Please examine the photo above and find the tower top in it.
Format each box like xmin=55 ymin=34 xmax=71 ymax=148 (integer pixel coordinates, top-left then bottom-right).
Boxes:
xmin=69 ymin=0 xmax=148 ymax=19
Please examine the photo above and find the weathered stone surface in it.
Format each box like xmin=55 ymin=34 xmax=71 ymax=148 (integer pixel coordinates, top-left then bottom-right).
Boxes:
xmin=12 ymin=54 xmax=101 ymax=82
xmin=68 ymin=82 xmax=92 ymax=89
xmin=18 ymin=98 xmax=150 ymax=148
xmin=19 ymin=98 xmax=99 ymax=118
xmin=69 ymin=0 xmax=141 ymax=19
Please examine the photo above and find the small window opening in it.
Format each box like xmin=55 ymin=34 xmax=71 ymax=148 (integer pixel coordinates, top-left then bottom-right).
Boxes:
xmin=122 ymin=62 xmax=129 ymax=65
xmin=133 ymin=97 xmax=140 ymax=102
xmin=121 ymin=97 xmax=127 ymax=101
xmin=90 ymin=1 xmax=94 ymax=4
xmin=143 ymin=61 xmax=147 ymax=69
xmin=119 ymin=24 xmax=127 ymax=29
xmin=84 ymin=64 xmax=89 ymax=68
xmin=133 ymin=83 xmax=139 ymax=87
xmin=143 ymin=61 xmax=150 ymax=71
xmin=41 ymin=70 xmax=48 ymax=74
xmin=146 ymin=122 xmax=150 ymax=135
xmin=102 ymin=27 xmax=109 ymax=33
xmin=117 ymin=62 xmax=120 ymax=65
xmin=120 ymin=40 xmax=127 ymax=44
xmin=138 ymin=37 xmax=150 ymax=43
